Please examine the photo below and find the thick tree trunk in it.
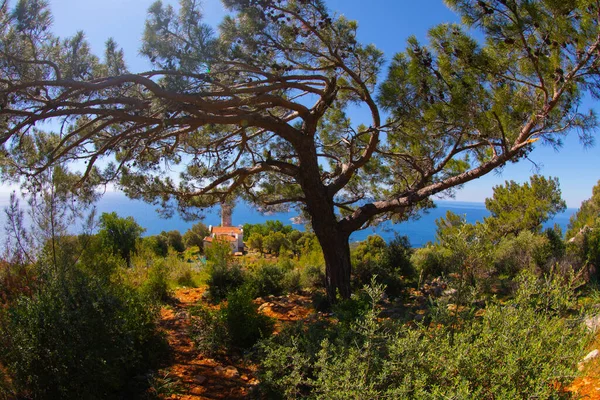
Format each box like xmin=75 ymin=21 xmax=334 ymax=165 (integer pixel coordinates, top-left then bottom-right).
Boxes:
xmin=302 ymin=187 xmax=352 ymax=302
xmin=295 ymin=140 xmax=352 ymax=302
xmin=314 ymin=226 xmax=352 ymax=302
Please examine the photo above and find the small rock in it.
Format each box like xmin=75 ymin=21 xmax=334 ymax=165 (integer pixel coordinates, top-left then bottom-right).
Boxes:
xmin=194 ymin=375 xmax=207 ymax=385
xmin=443 ymin=288 xmax=457 ymax=296
xmin=258 ymin=302 xmax=273 ymax=312
xmin=585 ymin=314 xmax=600 ymax=332
xmin=223 ymin=365 xmax=239 ymax=378
xmin=583 ymin=349 xmax=600 ymax=362
xmin=414 ymin=314 xmax=424 ymax=322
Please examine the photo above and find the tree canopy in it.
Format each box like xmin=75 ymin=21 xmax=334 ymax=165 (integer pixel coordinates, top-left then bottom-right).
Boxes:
xmin=484 ymin=175 xmax=566 ymax=238
xmin=1 ymin=0 xmax=600 ymax=299
xmin=98 ymin=212 xmax=145 ymax=268
xmin=567 ymin=179 xmax=600 ymax=239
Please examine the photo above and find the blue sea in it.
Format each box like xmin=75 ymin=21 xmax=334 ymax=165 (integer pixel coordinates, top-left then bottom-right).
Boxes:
xmin=0 ymin=191 xmax=577 ymax=248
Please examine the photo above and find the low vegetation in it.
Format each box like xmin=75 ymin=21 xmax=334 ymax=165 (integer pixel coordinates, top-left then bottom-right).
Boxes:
xmin=1 ymin=176 xmax=600 ymax=398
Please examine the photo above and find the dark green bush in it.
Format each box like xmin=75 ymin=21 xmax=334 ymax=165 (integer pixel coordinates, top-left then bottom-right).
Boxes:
xmin=352 ymin=258 xmax=406 ymax=296
xmin=383 ymin=235 xmax=415 ymax=279
xmin=247 ymin=264 xmax=287 ymax=298
xmin=544 ymin=227 xmax=566 ymax=259
xmin=222 ymin=287 xmax=274 ymax=349
xmin=190 ymin=286 xmax=274 ymax=353
xmin=206 ymin=262 xmax=245 ymax=302
xmin=302 ymin=264 xmax=326 ymax=290
xmin=351 ymin=236 xmax=413 ymax=296
xmin=283 ymin=269 xmax=302 ymax=294
xmin=0 ymin=268 xmax=165 ymax=399
xmin=189 ymin=304 xmax=227 ymax=356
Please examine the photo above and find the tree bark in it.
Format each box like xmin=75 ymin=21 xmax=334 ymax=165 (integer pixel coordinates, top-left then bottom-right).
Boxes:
xmin=300 ymin=179 xmax=352 ymax=302
xmin=314 ymin=224 xmax=352 ymax=302
xmin=295 ymin=139 xmax=352 ymax=302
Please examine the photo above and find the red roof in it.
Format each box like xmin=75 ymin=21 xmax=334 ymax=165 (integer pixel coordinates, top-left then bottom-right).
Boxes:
xmin=211 ymin=226 xmax=242 ymax=235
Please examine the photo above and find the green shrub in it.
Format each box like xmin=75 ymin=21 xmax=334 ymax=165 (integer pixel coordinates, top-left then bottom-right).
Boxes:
xmin=352 ymin=255 xmax=406 ymax=297
xmin=247 ymin=264 xmax=287 ymax=298
xmin=0 ymin=268 xmax=165 ymax=399
xmin=189 ymin=304 xmax=227 ymax=356
xmin=222 ymin=287 xmax=274 ymax=349
xmin=141 ymin=260 xmax=171 ymax=303
xmin=411 ymin=245 xmax=452 ymax=282
xmin=383 ymin=235 xmax=415 ymax=280
xmin=514 ymin=268 xmax=580 ymax=316
xmin=258 ymin=280 xmax=587 ymax=399
xmin=176 ymin=269 xmax=196 ymax=287
xmin=302 ymin=264 xmax=326 ymax=290
xmin=206 ymin=262 xmax=245 ymax=302
xmin=493 ymin=231 xmax=551 ymax=277
xmin=283 ymin=269 xmax=302 ymax=294
xmin=166 ymin=253 xmax=199 ymax=288
xmin=544 ymin=227 xmax=566 ymax=259
xmin=78 ymin=235 xmax=123 ymax=279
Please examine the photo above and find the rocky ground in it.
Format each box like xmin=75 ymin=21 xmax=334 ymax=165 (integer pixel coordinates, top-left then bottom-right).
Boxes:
xmin=153 ymin=287 xmax=313 ymax=399
xmin=154 ymin=286 xmax=600 ymax=399
xmin=568 ymin=331 xmax=600 ymax=399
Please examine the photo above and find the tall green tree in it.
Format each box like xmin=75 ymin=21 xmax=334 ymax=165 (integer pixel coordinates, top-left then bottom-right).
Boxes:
xmin=183 ymin=221 xmax=210 ymax=250
xmin=566 ymin=179 xmax=600 ymax=239
xmin=484 ymin=175 xmax=566 ymax=239
xmin=165 ymin=229 xmax=186 ymax=252
xmin=98 ymin=212 xmax=145 ymax=268
xmin=1 ymin=0 xmax=600 ymax=300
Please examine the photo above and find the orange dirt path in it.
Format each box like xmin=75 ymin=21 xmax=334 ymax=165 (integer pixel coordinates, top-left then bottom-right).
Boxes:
xmin=157 ymin=287 xmax=258 ymax=399
xmin=155 ymin=287 xmax=314 ymax=399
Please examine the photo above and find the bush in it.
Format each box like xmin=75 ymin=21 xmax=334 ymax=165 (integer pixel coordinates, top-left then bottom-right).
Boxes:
xmin=141 ymin=260 xmax=171 ymax=303
xmin=189 ymin=304 xmax=227 ymax=356
xmin=383 ymin=235 xmax=415 ymax=279
xmin=258 ymin=281 xmax=588 ymax=399
xmin=176 ymin=269 xmax=196 ymax=287
xmin=411 ymin=245 xmax=452 ymax=282
xmin=247 ymin=264 xmax=287 ymax=298
xmin=222 ymin=287 xmax=274 ymax=349
xmin=283 ymin=269 xmax=302 ymax=294
xmin=206 ymin=262 xmax=245 ymax=302
xmin=302 ymin=264 xmax=326 ymax=290
xmin=493 ymin=231 xmax=551 ymax=277
xmin=0 ymin=268 xmax=165 ymax=399
xmin=352 ymin=253 xmax=407 ymax=297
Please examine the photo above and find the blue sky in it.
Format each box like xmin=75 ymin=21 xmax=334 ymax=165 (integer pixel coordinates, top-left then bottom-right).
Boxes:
xmin=4 ymin=0 xmax=599 ymax=207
